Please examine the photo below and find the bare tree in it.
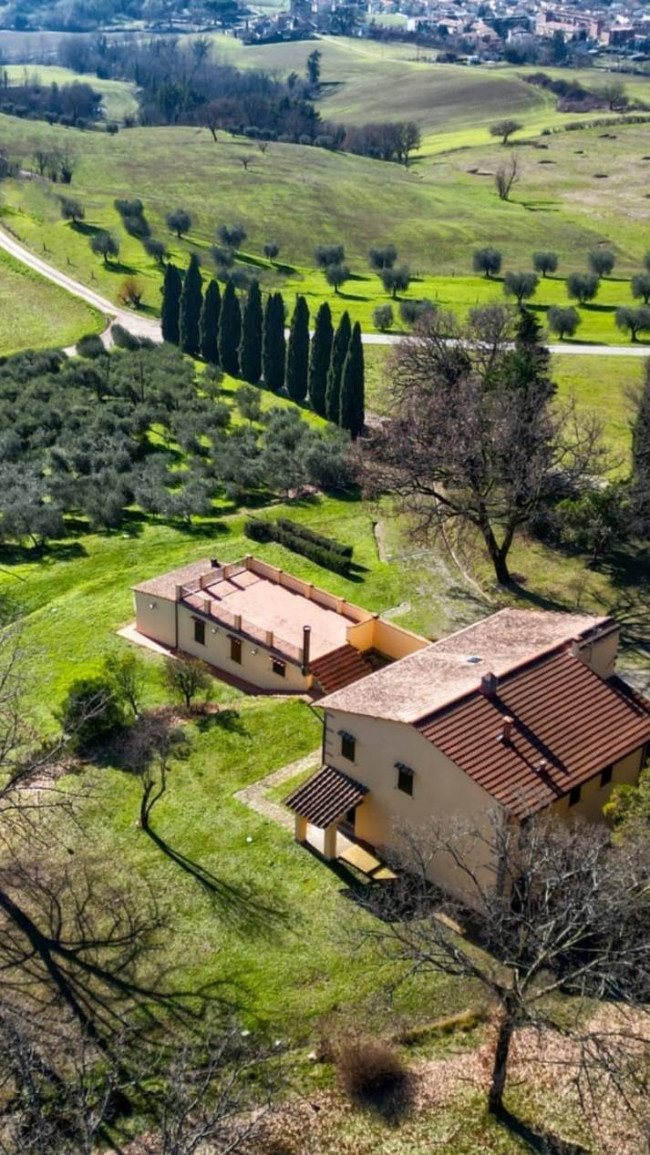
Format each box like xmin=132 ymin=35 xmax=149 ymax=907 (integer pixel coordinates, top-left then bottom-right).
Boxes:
xmin=495 ymin=154 xmax=520 ymax=201
xmin=162 ymin=656 xmax=212 ymax=710
xmin=121 ymin=712 xmax=190 ymax=830
xmin=103 ymin=650 xmax=146 ymax=718
xmin=358 ymin=813 xmax=650 ymax=1125
xmin=365 ymin=307 xmax=607 ymax=584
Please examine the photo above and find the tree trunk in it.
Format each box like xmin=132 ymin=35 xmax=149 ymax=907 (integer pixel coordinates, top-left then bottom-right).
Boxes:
xmin=488 ymin=1013 xmax=515 ymax=1114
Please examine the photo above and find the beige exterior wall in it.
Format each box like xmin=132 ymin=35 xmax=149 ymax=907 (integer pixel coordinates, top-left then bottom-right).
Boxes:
xmin=323 ymin=708 xmax=502 ymax=904
xmin=574 ymin=625 xmax=620 ymax=680
xmin=550 ymin=747 xmax=644 ymax=824
xmin=176 ymin=605 xmax=312 ymax=692
xmin=346 ymin=617 xmax=429 ymax=660
xmin=134 ymin=591 xmax=177 ymax=648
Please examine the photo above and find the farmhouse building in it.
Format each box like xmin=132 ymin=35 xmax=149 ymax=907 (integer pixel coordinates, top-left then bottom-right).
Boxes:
xmin=286 ymin=609 xmax=650 ymax=897
xmin=131 ymin=555 xmax=427 ymax=695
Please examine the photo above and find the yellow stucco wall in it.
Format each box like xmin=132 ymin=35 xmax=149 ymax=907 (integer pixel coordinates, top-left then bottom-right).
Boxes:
xmin=574 ymin=625 xmax=620 ymax=680
xmin=550 ymin=748 xmax=643 ymax=823
xmin=176 ymin=605 xmax=312 ymax=692
xmin=134 ymin=591 xmax=177 ymax=648
xmin=323 ymin=708 xmax=502 ymax=902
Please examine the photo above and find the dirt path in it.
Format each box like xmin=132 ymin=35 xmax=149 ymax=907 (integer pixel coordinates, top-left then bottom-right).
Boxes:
xmin=234 ymin=747 xmax=321 ymax=830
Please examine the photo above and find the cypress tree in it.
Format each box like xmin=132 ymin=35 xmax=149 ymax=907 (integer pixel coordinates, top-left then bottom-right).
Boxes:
xmin=239 ymin=280 xmax=263 ymax=384
xmin=218 ymin=280 xmax=241 ymax=376
xmin=339 ymin=321 xmax=365 ymax=439
xmin=286 ymin=295 xmax=310 ymax=403
xmin=179 ymin=253 xmax=203 ymax=357
xmin=161 ymin=262 xmax=182 ymax=345
xmin=200 ymin=279 xmax=221 ymax=365
xmin=308 ymin=302 xmax=333 ymax=417
xmin=325 ymin=310 xmax=351 ymax=423
xmin=262 ymin=292 xmax=286 ymax=392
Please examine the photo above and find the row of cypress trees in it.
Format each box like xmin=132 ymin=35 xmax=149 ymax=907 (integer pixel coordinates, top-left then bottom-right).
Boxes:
xmin=161 ymin=258 xmax=364 ymax=438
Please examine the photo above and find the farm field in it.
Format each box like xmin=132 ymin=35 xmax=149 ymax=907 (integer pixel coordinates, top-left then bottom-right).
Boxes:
xmin=0 ymin=247 xmax=101 ymax=354
xmin=1 ymin=113 xmax=650 ymax=343
xmin=1 ymin=63 xmax=140 ymax=122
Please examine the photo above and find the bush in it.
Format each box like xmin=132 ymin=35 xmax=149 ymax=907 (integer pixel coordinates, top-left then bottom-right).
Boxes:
xmin=59 ymin=676 xmax=125 ymax=752
xmin=373 ymin=304 xmax=394 ymax=332
xmin=336 ymin=1035 xmax=408 ymax=1112
xmin=400 ymin=299 xmax=435 ymax=326
xmin=110 ymin=324 xmax=140 ymax=350
xmin=243 ymin=519 xmax=352 ymax=574
xmin=76 ymin=333 xmax=105 ymax=359
xmin=276 ymin=518 xmax=353 ymax=558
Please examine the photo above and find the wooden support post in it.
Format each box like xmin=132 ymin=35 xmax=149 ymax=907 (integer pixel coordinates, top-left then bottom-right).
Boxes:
xmin=323 ymin=822 xmax=338 ymax=861
xmin=294 ymin=814 xmax=308 ymax=844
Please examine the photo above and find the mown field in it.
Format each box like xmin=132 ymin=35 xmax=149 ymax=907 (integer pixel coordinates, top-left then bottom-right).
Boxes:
xmin=1 ymin=63 xmax=140 ymax=122
xmin=1 ymin=111 xmax=650 ymax=344
xmin=0 ymin=247 xmax=101 ymax=354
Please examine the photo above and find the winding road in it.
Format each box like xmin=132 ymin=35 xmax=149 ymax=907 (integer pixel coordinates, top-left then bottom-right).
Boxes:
xmin=2 ymin=225 xmax=649 ymax=358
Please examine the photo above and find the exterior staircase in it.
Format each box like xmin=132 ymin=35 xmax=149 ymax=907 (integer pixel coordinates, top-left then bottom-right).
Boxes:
xmin=310 ymin=644 xmax=376 ymax=695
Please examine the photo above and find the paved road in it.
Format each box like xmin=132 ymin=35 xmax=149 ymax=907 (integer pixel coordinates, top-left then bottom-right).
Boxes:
xmin=2 ymin=225 xmax=649 ymax=359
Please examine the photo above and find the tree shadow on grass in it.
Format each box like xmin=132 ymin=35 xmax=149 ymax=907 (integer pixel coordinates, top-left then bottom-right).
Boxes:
xmin=0 ymin=539 xmax=87 ymax=564
xmin=496 ymin=1105 xmax=589 ymax=1155
xmin=105 ymin=260 xmax=140 ymax=276
xmin=195 ymin=708 xmax=249 ymax=736
xmin=145 ymin=827 xmax=291 ymax=935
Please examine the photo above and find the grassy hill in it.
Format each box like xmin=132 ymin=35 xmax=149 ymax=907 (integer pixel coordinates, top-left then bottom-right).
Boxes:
xmin=0 ymin=248 xmax=101 ymax=354
xmin=1 ymin=63 xmax=140 ymax=122
xmin=1 ymin=111 xmax=649 ymax=344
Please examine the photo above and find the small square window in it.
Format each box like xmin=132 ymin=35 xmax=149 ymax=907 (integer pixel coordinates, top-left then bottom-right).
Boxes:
xmin=341 ymin=733 xmax=355 ymax=762
xmin=569 ymin=784 xmax=581 ymax=807
xmin=194 ymin=618 xmax=205 ymax=646
xmin=397 ymin=763 xmax=414 ymax=796
xmin=230 ymin=637 xmax=242 ymax=664
xmin=272 ymin=658 xmax=286 ymax=678
xmin=600 ymin=765 xmax=613 ymax=788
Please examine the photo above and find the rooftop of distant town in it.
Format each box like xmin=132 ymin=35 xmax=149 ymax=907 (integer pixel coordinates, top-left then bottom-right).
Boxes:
xmin=319 ymin=608 xmax=616 ymax=723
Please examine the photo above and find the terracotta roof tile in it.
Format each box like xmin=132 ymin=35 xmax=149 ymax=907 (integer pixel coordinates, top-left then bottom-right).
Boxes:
xmin=285 ymin=764 xmax=368 ymax=828
xmin=417 ymin=650 xmax=650 ymax=818
xmin=310 ymin=644 xmax=375 ymax=695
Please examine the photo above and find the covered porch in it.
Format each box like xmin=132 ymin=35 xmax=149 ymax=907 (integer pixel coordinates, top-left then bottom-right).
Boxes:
xmin=285 ymin=764 xmax=396 ymax=880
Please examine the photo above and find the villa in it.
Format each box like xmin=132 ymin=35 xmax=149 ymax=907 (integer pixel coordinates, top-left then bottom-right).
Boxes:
xmin=129 ymin=558 xmax=650 ymax=902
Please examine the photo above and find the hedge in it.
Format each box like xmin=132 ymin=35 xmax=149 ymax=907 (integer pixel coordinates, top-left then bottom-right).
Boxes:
xmin=244 ymin=519 xmax=351 ymax=575
xmin=276 ymin=518 xmax=353 ymax=559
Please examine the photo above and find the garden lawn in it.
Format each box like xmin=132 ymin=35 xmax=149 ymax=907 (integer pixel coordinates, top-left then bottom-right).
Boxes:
xmin=0 ymin=248 xmax=101 ymax=354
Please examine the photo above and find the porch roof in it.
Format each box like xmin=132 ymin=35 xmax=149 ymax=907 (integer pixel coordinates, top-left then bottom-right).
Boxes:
xmin=285 ymin=764 xmax=368 ymax=828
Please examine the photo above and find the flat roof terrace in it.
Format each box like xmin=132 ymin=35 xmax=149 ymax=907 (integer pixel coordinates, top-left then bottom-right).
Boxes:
xmin=133 ymin=556 xmax=375 ymax=665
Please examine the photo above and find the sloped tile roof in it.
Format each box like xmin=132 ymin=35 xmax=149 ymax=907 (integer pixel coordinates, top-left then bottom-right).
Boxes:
xmin=310 ymin=644 xmax=375 ymax=695
xmin=417 ymin=650 xmax=650 ymax=818
xmin=285 ymin=764 xmax=368 ymax=828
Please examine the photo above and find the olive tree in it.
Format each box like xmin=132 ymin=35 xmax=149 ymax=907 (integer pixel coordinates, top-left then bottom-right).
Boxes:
xmin=489 ymin=118 xmax=523 ymax=144
xmin=503 ymin=271 xmax=538 ymax=304
xmin=547 ymin=305 xmax=581 ymax=340
xmin=473 ymin=247 xmax=502 ymax=278
xmin=615 ymin=305 xmax=650 ymax=342
xmin=567 ymin=272 xmax=600 ymax=304
xmin=631 ymin=273 xmax=650 ymax=305
xmin=588 ymin=249 xmax=615 ymax=277
xmin=532 ymin=251 xmax=558 ymax=277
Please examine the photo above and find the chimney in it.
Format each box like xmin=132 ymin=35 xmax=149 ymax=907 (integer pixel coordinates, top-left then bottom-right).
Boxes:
xmin=480 ymin=671 xmax=498 ymax=697
xmin=301 ymin=625 xmax=311 ymax=675
xmin=500 ymin=715 xmax=514 ymax=744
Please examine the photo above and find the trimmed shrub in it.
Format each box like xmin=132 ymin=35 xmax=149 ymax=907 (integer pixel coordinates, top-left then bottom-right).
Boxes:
xmin=243 ymin=519 xmax=352 ymax=574
xmin=336 ymin=1035 xmax=408 ymax=1112
xmin=276 ymin=518 xmax=353 ymax=558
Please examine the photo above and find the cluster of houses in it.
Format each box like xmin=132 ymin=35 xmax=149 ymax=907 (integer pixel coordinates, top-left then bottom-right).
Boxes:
xmin=129 ymin=555 xmax=650 ymax=903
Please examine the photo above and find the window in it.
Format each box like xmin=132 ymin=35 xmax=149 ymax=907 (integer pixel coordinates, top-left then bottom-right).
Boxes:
xmin=193 ymin=618 xmax=205 ymax=646
xmin=230 ymin=637 xmax=242 ymax=664
xmin=600 ymin=765 xmax=613 ymax=788
xmin=272 ymin=658 xmax=286 ymax=678
xmin=569 ymin=784 xmax=581 ymax=807
xmin=340 ymin=732 xmax=356 ymax=762
xmin=396 ymin=762 xmax=414 ymax=796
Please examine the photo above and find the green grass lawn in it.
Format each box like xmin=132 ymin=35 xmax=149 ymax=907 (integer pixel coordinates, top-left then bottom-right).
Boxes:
xmin=0 ymin=247 xmax=102 ymax=354
xmin=1 ymin=114 xmax=650 ymax=343
xmin=2 ymin=63 xmax=139 ymax=122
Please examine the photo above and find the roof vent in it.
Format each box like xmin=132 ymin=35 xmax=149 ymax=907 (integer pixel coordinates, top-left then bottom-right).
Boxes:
xmin=479 ymin=671 xmax=498 ymax=697
xmin=210 ymin=558 xmax=220 ymax=568
xmin=536 ymin=759 xmax=549 ymax=776
xmin=466 ymin=655 xmax=482 ymax=665
xmin=500 ymin=715 xmax=514 ymax=744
